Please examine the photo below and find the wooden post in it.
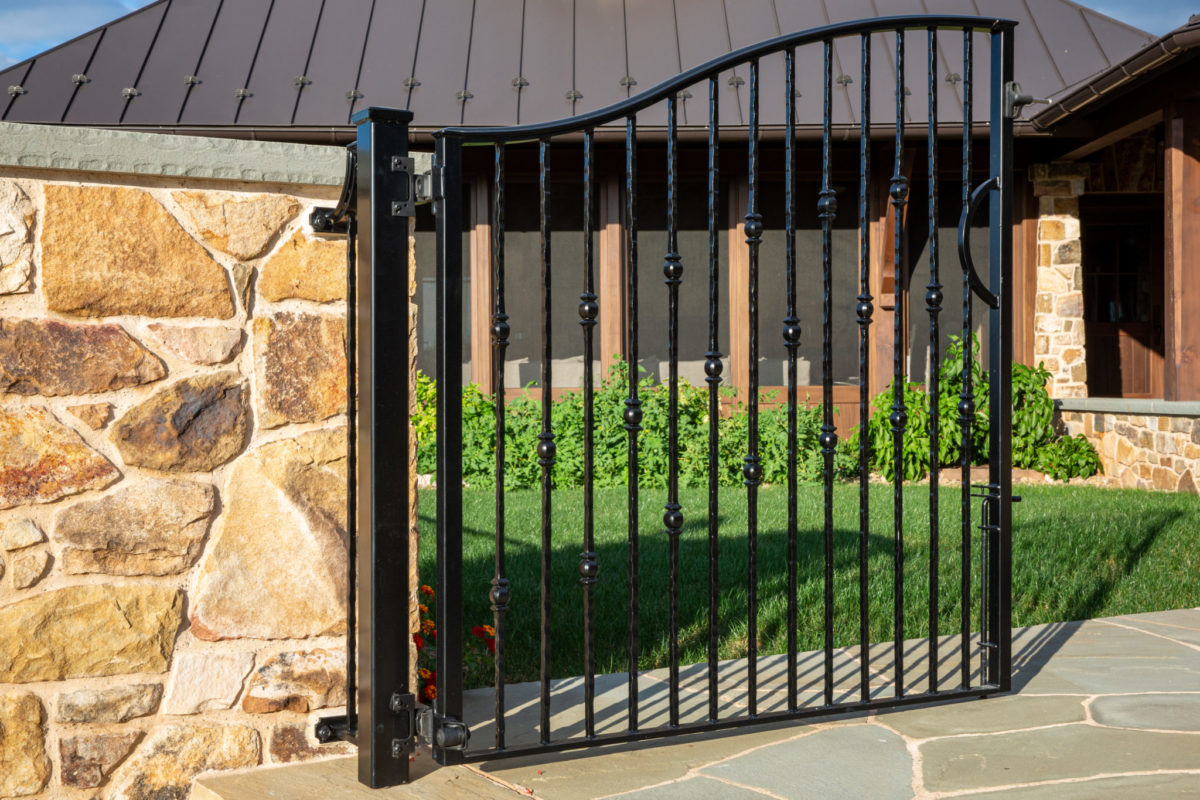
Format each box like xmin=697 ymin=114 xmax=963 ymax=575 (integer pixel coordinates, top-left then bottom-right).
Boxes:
xmin=728 ymin=176 xmax=750 ymax=396
xmin=468 ymin=177 xmax=493 ymax=390
xmin=599 ymin=176 xmax=625 ymax=373
xmin=1165 ymin=102 xmax=1200 ymax=401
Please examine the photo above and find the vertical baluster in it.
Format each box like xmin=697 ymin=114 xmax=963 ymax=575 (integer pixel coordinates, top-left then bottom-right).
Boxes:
xmin=744 ymin=58 xmax=763 ymax=718
xmin=926 ymin=27 xmax=942 ymax=695
xmin=889 ymin=28 xmax=909 ymax=698
xmin=490 ymin=143 xmax=511 ymax=748
xmin=663 ymin=96 xmax=685 ymax=728
xmin=857 ymin=31 xmax=874 ymax=704
xmin=579 ymin=129 xmax=599 ymax=738
xmin=705 ymin=76 xmax=723 ymax=723
xmin=625 ymin=114 xmax=642 ymax=732
xmin=959 ymin=27 xmax=975 ymax=691
xmin=783 ymin=48 xmax=801 ymax=713
xmin=819 ymin=38 xmax=839 ymax=709
xmin=538 ymin=139 xmax=555 ymax=745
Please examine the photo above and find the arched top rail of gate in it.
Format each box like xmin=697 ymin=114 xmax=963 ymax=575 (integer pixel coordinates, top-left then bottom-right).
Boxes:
xmin=434 ymin=14 xmax=1015 ymax=144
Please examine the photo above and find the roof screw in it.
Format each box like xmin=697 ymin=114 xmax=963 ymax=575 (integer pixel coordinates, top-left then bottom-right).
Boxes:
xmin=676 ymin=89 xmax=693 ymax=100
xmin=728 ymin=75 xmax=745 ymax=87
xmin=619 ymin=75 xmax=637 ymax=88
xmin=946 ymin=72 xmax=962 ymax=86
xmin=402 ymin=77 xmax=421 ymax=89
xmin=122 ymin=87 xmax=140 ymax=99
xmin=455 ymin=89 xmax=474 ymax=101
xmin=234 ymin=88 xmax=251 ymax=99
xmin=71 ymin=74 xmax=88 ymax=85
xmin=184 ymin=75 xmax=200 ymax=86
xmin=346 ymin=89 xmax=364 ymax=100
xmin=512 ymin=76 xmax=529 ymax=88
xmin=6 ymin=85 xmax=25 ymax=97
xmin=835 ymin=74 xmax=853 ymax=86
xmin=565 ymin=89 xmax=583 ymax=101
xmin=904 ymin=86 xmax=912 ymax=96
xmin=293 ymin=75 xmax=312 ymax=88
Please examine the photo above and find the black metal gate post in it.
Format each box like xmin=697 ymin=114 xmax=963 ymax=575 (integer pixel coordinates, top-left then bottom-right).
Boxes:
xmin=354 ymin=107 xmax=416 ymax=787
xmin=986 ymin=24 xmax=1016 ymax=691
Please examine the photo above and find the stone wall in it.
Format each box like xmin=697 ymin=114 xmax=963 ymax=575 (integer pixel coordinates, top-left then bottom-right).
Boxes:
xmin=1061 ymin=409 xmax=1200 ymax=493
xmin=1031 ymin=163 xmax=1088 ymax=399
xmin=0 ymin=157 xmax=387 ymax=798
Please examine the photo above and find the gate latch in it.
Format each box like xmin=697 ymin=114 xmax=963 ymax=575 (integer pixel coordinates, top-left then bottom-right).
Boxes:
xmin=388 ymin=692 xmax=418 ymax=758
xmin=416 ymin=707 xmax=471 ymax=751
xmin=1004 ymin=82 xmax=1052 ymax=119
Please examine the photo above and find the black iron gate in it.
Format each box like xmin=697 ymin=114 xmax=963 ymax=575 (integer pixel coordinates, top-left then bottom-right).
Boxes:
xmin=319 ymin=14 xmax=1022 ymax=787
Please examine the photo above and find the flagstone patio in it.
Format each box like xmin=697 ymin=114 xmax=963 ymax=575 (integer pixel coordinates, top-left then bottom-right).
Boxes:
xmin=196 ymin=608 xmax=1200 ymax=799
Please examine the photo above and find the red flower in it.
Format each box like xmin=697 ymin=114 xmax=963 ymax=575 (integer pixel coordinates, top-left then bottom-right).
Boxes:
xmin=412 ymin=633 xmax=424 ymax=650
xmin=420 ymin=585 xmax=435 ymax=597
xmin=485 ymin=637 xmax=496 ymax=654
xmin=472 ymin=625 xmax=486 ymax=638
xmin=422 ymin=684 xmax=437 ymax=701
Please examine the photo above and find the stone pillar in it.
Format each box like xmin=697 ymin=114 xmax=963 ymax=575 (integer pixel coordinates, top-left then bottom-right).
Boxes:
xmin=1031 ymin=163 xmax=1088 ymax=398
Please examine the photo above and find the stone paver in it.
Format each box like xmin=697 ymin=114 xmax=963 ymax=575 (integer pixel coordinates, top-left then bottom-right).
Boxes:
xmin=196 ymin=608 xmax=1200 ymax=800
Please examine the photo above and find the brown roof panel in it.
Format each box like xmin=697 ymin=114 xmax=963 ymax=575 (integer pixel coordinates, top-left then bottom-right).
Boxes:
xmin=292 ymin=0 xmax=374 ymax=126
xmin=236 ymin=0 xmax=324 ymax=126
xmin=725 ymin=0 xmax=785 ymax=127
xmin=1027 ymin=0 xmax=1113 ymax=88
xmin=351 ymin=0 xmax=425 ymax=119
xmin=1079 ymin=5 xmax=1156 ymax=65
xmin=624 ymin=1 xmax=685 ymax=121
xmin=4 ymin=31 xmax=102 ymax=124
xmin=64 ymin=1 xmax=168 ymax=125
xmin=573 ymin=2 xmax=631 ymax=118
xmin=675 ymin=0 xmax=743 ymax=127
xmin=407 ymin=0 xmax=477 ymax=126
xmin=459 ymin=0 xmax=524 ymax=128
xmin=518 ymin=0 xmax=577 ymax=124
xmin=178 ymin=0 xmax=275 ymax=126
xmin=122 ymin=0 xmax=224 ymax=125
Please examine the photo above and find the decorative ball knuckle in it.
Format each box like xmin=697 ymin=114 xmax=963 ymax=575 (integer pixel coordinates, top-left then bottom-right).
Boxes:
xmin=704 ymin=357 xmax=724 ymax=378
xmin=889 ymin=409 xmax=908 ymax=428
xmin=743 ymin=215 xmax=764 ymax=239
xmin=490 ymin=584 xmax=511 ymax=607
xmin=663 ymin=509 xmax=684 ymax=530
xmin=743 ymin=460 xmax=763 ymax=483
xmin=537 ymin=439 xmax=557 ymax=461
xmin=663 ymin=254 xmax=683 ymax=281
xmin=817 ymin=191 xmax=838 ymax=218
xmin=819 ymin=431 xmax=838 ymax=450
xmin=856 ymin=301 xmax=874 ymax=319
xmin=491 ymin=320 xmax=510 ymax=341
xmin=782 ymin=322 xmax=802 ymax=344
xmin=624 ymin=404 xmax=643 ymax=426
xmin=889 ymin=179 xmax=908 ymax=202
xmin=578 ymin=556 xmax=599 ymax=579
xmin=925 ymin=289 xmax=943 ymax=308
xmin=578 ymin=299 xmax=599 ymax=320
xmin=958 ymin=399 xmax=975 ymax=417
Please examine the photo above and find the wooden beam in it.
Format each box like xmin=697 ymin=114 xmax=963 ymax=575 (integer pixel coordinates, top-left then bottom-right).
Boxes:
xmin=598 ymin=176 xmax=625 ymax=373
xmin=1057 ymin=110 xmax=1163 ymax=162
xmin=468 ymin=177 xmax=493 ymax=390
xmin=728 ymin=176 xmax=750 ymax=396
xmin=1165 ymin=102 xmax=1200 ymax=401
xmin=1012 ymin=171 xmax=1038 ymax=367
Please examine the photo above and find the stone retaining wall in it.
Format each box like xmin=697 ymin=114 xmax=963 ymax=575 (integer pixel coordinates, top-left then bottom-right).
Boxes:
xmin=0 ymin=135 xmax=410 ymax=798
xmin=1061 ymin=411 xmax=1200 ymax=492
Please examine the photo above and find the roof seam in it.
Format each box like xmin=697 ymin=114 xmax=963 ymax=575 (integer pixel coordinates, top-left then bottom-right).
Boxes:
xmin=405 ymin=0 xmax=428 ymax=110
xmin=1020 ymin=0 xmax=1066 ymax=88
xmin=347 ymin=0 xmax=377 ymax=122
xmin=2 ymin=60 xmax=35 ymax=121
xmin=460 ymin=0 xmax=477 ymax=126
xmin=516 ymin=0 xmax=527 ymax=125
xmin=291 ymin=0 xmax=327 ymax=125
xmin=177 ymin=0 xmax=224 ymax=124
xmin=1076 ymin=8 xmax=1111 ymax=69
xmin=120 ymin=0 xmax=173 ymax=124
xmin=234 ymin=0 xmax=278 ymax=125
xmin=60 ymin=28 xmax=106 ymax=123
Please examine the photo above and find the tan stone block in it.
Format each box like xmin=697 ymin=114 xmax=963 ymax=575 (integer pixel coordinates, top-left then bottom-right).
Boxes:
xmin=1061 ymin=347 xmax=1082 ymax=364
xmin=1101 ymin=432 xmax=1116 ymax=460
xmin=108 ymin=723 xmax=260 ymax=800
xmin=1040 ymin=315 xmax=1064 ymax=334
xmin=1139 ymin=430 xmax=1154 ymax=449
xmin=1051 ymin=333 xmax=1074 ymax=348
xmin=269 ymin=723 xmax=351 ymax=764
xmin=242 ymin=649 xmax=346 ymax=713
xmin=1055 ymin=292 xmax=1084 ymax=319
xmin=10 ymin=548 xmax=49 ymax=589
xmin=253 ymin=312 xmax=347 ymax=428
xmin=0 ymin=405 xmax=120 ymax=510
xmin=0 ymin=692 xmax=49 ymax=797
xmin=1174 ymin=459 xmax=1186 ymax=475
xmin=1052 ymin=240 xmax=1081 ymax=266
xmin=1038 ymin=270 xmax=1068 ymax=293
xmin=190 ymin=429 xmax=347 ymax=641
xmin=146 ymin=324 xmax=241 ymax=366
xmin=1137 ymin=462 xmax=1153 ymax=479
xmin=55 ymin=478 xmax=216 ymax=576
xmin=1179 ymin=470 xmax=1198 ymax=494
xmin=259 ymin=231 xmax=347 ymax=303
xmin=1030 ymin=164 xmax=1050 ymax=181
xmin=1038 ymin=243 xmax=1052 ymax=267
xmin=57 ymin=684 xmax=161 ymax=723
xmin=1037 ymin=219 xmax=1066 ymax=240
xmin=0 ymin=585 xmax=181 ymax=682
xmin=162 ymin=651 xmax=255 ymax=715
xmin=1158 ymin=417 xmax=1171 ymax=431
xmin=0 ymin=518 xmax=44 ymax=550
xmin=111 ymin=372 xmax=250 ymax=473
xmin=1035 ymin=334 xmax=1049 ymax=355
xmin=1042 ymin=357 xmax=1060 ymax=373
xmin=60 ymin=732 xmax=140 ymax=789
xmin=0 ymin=319 xmax=165 ymax=396
xmin=67 ymin=402 xmax=113 ymax=430
xmin=1117 ymin=437 xmax=1135 ymax=465
xmin=1054 ymin=197 xmax=1080 ymax=217
xmin=171 ymin=191 xmax=299 ymax=261
xmin=1184 ymin=443 xmax=1200 ymax=460
xmin=41 ymin=185 xmax=234 ymax=319
xmin=0 ymin=180 xmax=34 ymax=295
xmin=1152 ymin=467 xmax=1179 ymax=491
xmin=1036 ymin=292 xmax=1054 ymax=314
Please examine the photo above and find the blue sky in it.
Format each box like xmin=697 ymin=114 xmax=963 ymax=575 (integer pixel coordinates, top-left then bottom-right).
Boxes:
xmin=0 ymin=0 xmax=1196 ymax=68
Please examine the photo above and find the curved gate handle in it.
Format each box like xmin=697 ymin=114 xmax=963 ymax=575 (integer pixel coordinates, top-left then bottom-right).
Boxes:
xmin=957 ymin=176 xmax=1000 ymax=309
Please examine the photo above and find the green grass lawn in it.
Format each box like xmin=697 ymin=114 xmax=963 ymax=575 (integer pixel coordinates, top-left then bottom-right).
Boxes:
xmin=417 ymin=485 xmax=1200 ymax=684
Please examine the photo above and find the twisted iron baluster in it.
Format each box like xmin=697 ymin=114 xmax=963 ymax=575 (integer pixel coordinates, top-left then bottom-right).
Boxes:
xmin=926 ymin=27 xmax=943 ymax=695
xmin=857 ymin=31 xmax=874 ymax=704
xmin=890 ymin=29 xmax=909 ymax=698
xmin=959 ymin=27 xmax=976 ymax=691
xmin=783 ymin=47 xmax=801 ymax=713
xmin=664 ymin=95 xmax=684 ymax=729
xmin=744 ymin=58 xmax=763 ymax=719
xmin=538 ymin=139 xmax=555 ymax=745
xmin=580 ymin=129 xmax=599 ymax=737
xmin=705 ymin=76 xmax=723 ymax=723
xmin=625 ymin=114 xmax=642 ymax=733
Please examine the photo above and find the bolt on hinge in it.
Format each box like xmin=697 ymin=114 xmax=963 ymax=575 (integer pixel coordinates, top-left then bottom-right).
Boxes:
xmin=1004 ymin=81 xmax=1051 ymax=119
xmin=391 ymin=156 xmax=415 ymax=217
xmin=416 ymin=707 xmax=471 ymax=751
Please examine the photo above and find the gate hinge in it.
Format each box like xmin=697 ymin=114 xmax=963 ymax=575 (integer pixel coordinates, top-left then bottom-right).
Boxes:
xmin=1004 ymin=82 xmax=1052 ymax=119
xmin=388 ymin=155 xmax=434 ymax=218
xmin=388 ymin=692 xmax=419 ymax=758
xmin=416 ymin=707 xmax=471 ymax=751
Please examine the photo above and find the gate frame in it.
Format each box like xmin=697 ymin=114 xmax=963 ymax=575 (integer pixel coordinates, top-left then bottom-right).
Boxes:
xmin=321 ymin=15 xmax=1019 ymax=787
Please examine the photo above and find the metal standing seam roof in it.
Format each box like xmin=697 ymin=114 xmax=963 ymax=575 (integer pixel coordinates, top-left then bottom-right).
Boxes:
xmin=0 ymin=0 xmax=1154 ymax=143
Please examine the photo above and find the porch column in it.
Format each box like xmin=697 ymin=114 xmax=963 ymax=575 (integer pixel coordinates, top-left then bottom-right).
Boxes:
xmin=598 ymin=176 xmax=625 ymax=373
xmin=728 ymin=176 xmax=750 ymax=396
xmin=1166 ymin=102 xmax=1200 ymax=401
xmin=1030 ymin=163 xmax=1088 ymax=399
xmin=468 ymin=176 xmax=494 ymax=390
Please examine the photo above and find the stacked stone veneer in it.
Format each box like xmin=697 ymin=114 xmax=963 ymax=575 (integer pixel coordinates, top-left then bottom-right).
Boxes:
xmin=0 ymin=172 xmax=386 ymax=798
xmin=1032 ymin=163 xmax=1088 ymax=399
xmin=1060 ymin=411 xmax=1200 ymax=493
